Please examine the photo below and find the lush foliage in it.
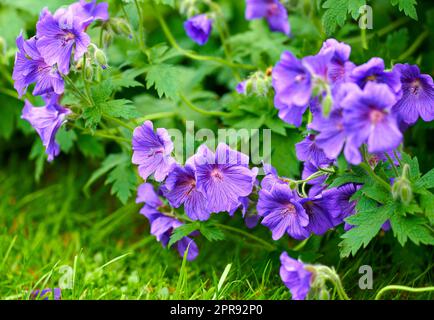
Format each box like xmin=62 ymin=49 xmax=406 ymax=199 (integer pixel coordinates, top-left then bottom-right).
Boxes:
xmin=0 ymin=0 xmax=433 ymax=300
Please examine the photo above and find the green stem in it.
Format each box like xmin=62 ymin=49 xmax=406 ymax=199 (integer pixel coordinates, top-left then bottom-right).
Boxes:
xmin=180 ymin=94 xmax=234 ymax=118
xmin=64 ymin=75 xmax=91 ymax=105
xmin=359 ymin=162 xmax=391 ymax=191
xmin=215 ymin=223 xmax=276 ymax=251
xmin=398 ymin=29 xmax=429 ymax=61
xmin=134 ymin=111 xmax=177 ymax=124
xmin=82 ymin=56 xmax=94 ymax=106
xmin=361 ymin=27 xmax=368 ymax=50
xmin=346 ymin=17 xmax=409 ymax=44
xmin=0 ymin=87 xmax=19 ymax=100
xmin=384 ymin=152 xmax=399 ymax=176
xmin=154 ymin=8 xmax=255 ymax=70
xmin=103 ymin=114 xmax=135 ymax=131
xmin=375 ymin=285 xmax=434 ymax=300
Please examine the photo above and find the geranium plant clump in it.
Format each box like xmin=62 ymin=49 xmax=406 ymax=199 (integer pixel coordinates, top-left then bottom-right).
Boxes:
xmin=6 ymin=0 xmax=434 ymax=300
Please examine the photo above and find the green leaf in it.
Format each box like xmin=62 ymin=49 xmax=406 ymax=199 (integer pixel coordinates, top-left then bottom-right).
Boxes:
xmin=103 ymin=99 xmax=139 ymax=120
xmin=199 ymin=223 xmax=225 ymax=242
xmin=146 ymin=64 xmax=181 ymax=100
xmin=29 ymin=139 xmax=46 ymax=182
xmin=420 ymin=191 xmax=434 ymax=224
xmin=77 ymin=135 xmax=105 ymax=159
xmin=83 ymin=153 xmax=128 ymax=195
xmin=390 ymin=0 xmax=418 ymax=20
xmin=56 ymin=128 xmax=77 ymax=153
xmin=82 ymin=105 xmax=103 ymax=130
xmin=168 ymin=223 xmax=200 ymax=248
xmin=322 ymin=0 xmax=365 ymax=35
xmin=105 ymin=164 xmax=137 ymax=204
xmin=271 ymin=132 xmax=299 ymax=178
xmin=328 ymin=172 xmax=367 ymax=188
xmin=414 ymin=168 xmax=434 ymax=190
xmin=389 ymin=215 xmax=434 ymax=246
xmin=339 ymin=203 xmax=395 ymax=257
xmin=360 ymin=183 xmax=392 ymax=204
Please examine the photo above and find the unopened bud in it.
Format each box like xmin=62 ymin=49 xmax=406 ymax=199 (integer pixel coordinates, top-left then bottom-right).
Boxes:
xmin=84 ymin=64 xmax=94 ymax=81
xmin=392 ymin=176 xmax=413 ymax=205
xmin=103 ymin=31 xmax=113 ymax=47
xmin=113 ymin=18 xmax=133 ymax=39
xmin=94 ymin=48 xmax=108 ymax=69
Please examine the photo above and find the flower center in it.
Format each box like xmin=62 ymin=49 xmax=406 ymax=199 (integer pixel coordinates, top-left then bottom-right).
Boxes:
xmin=366 ymin=74 xmax=377 ymax=82
xmin=267 ymin=3 xmax=279 ymax=16
xmin=282 ymin=203 xmax=296 ymax=217
xmin=60 ymin=32 xmax=76 ymax=46
xmin=211 ymin=167 xmax=224 ymax=181
xmin=369 ymin=109 xmax=385 ymax=124
xmin=410 ymin=79 xmax=421 ymax=95
xmin=295 ymin=74 xmax=306 ymax=83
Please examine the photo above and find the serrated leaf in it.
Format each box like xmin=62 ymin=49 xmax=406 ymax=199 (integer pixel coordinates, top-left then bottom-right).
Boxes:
xmin=414 ymin=168 xmax=434 ymax=190
xmin=146 ymin=64 xmax=181 ymax=100
xmin=105 ymin=164 xmax=137 ymax=204
xmin=83 ymin=153 xmax=128 ymax=195
xmin=340 ymin=203 xmax=395 ymax=257
xmin=389 ymin=215 xmax=434 ymax=246
xmin=103 ymin=99 xmax=139 ymax=119
xmin=168 ymin=223 xmax=200 ymax=248
xmin=199 ymin=224 xmax=225 ymax=242
xmin=390 ymin=0 xmax=418 ymax=20
xmin=360 ymin=183 xmax=392 ymax=204
xmin=56 ymin=128 xmax=77 ymax=153
xmin=77 ymin=135 xmax=105 ymax=159
xmin=328 ymin=173 xmax=367 ymax=188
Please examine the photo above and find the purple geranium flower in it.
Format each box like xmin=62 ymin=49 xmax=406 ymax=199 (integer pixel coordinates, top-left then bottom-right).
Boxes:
xmin=261 ymin=163 xmax=287 ymax=191
xmin=136 ymin=183 xmax=199 ymax=261
xmin=272 ymin=51 xmax=311 ymax=126
xmin=257 ymin=183 xmax=310 ymax=240
xmin=69 ymin=0 xmax=109 ymax=28
xmin=392 ymin=63 xmax=434 ymax=124
xmin=164 ymin=163 xmax=209 ymax=221
xmin=300 ymin=194 xmax=335 ymax=235
xmin=319 ymin=38 xmax=355 ymax=84
xmin=342 ymin=83 xmax=402 ymax=164
xmin=36 ymin=8 xmax=91 ymax=74
xmin=184 ymin=14 xmax=213 ymax=46
xmin=280 ymin=252 xmax=312 ymax=300
xmin=12 ymin=33 xmax=64 ymax=98
xmin=31 ymin=288 xmax=61 ymax=300
xmin=21 ymin=96 xmax=71 ymax=162
xmin=350 ymin=57 xmax=402 ymax=97
xmin=229 ymin=195 xmax=260 ymax=229
xmin=324 ymin=183 xmax=359 ymax=230
xmin=192 ymin=143 xmax=257 ymax=213
xmin=309 ymin=83 xmax=360 ymax=160
xmin=295 ymin=134 xmax=332 ymax=166
xmin=245 ymin=0 xmax=290 ymax=35
xmin=132 ymin=121 xmax=176 ymax=182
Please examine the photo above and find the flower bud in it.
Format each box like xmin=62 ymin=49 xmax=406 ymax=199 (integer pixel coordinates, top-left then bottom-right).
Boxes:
xmin=94 ymin=48 xmax=108 ymax=70
xmin=84 ymin=64 xmax=94 ymax=81
xmin=392 ymin=175 xmax=413 ymax=205
xmin=112 ymin=18 xmax=133 ymax=39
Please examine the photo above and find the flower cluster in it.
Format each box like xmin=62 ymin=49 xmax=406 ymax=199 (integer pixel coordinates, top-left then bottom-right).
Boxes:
xmin=271 ymin=39 xmax=434 ymax=165
xmin=14 ymin=0 xmax=109 ymax=161
xmin=132 ymin=121 xmax=258 ymax=259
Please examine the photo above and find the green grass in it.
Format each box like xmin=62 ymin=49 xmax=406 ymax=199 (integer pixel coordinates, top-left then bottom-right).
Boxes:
xmin=0 ymin=154 xmax=432 ymax=300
